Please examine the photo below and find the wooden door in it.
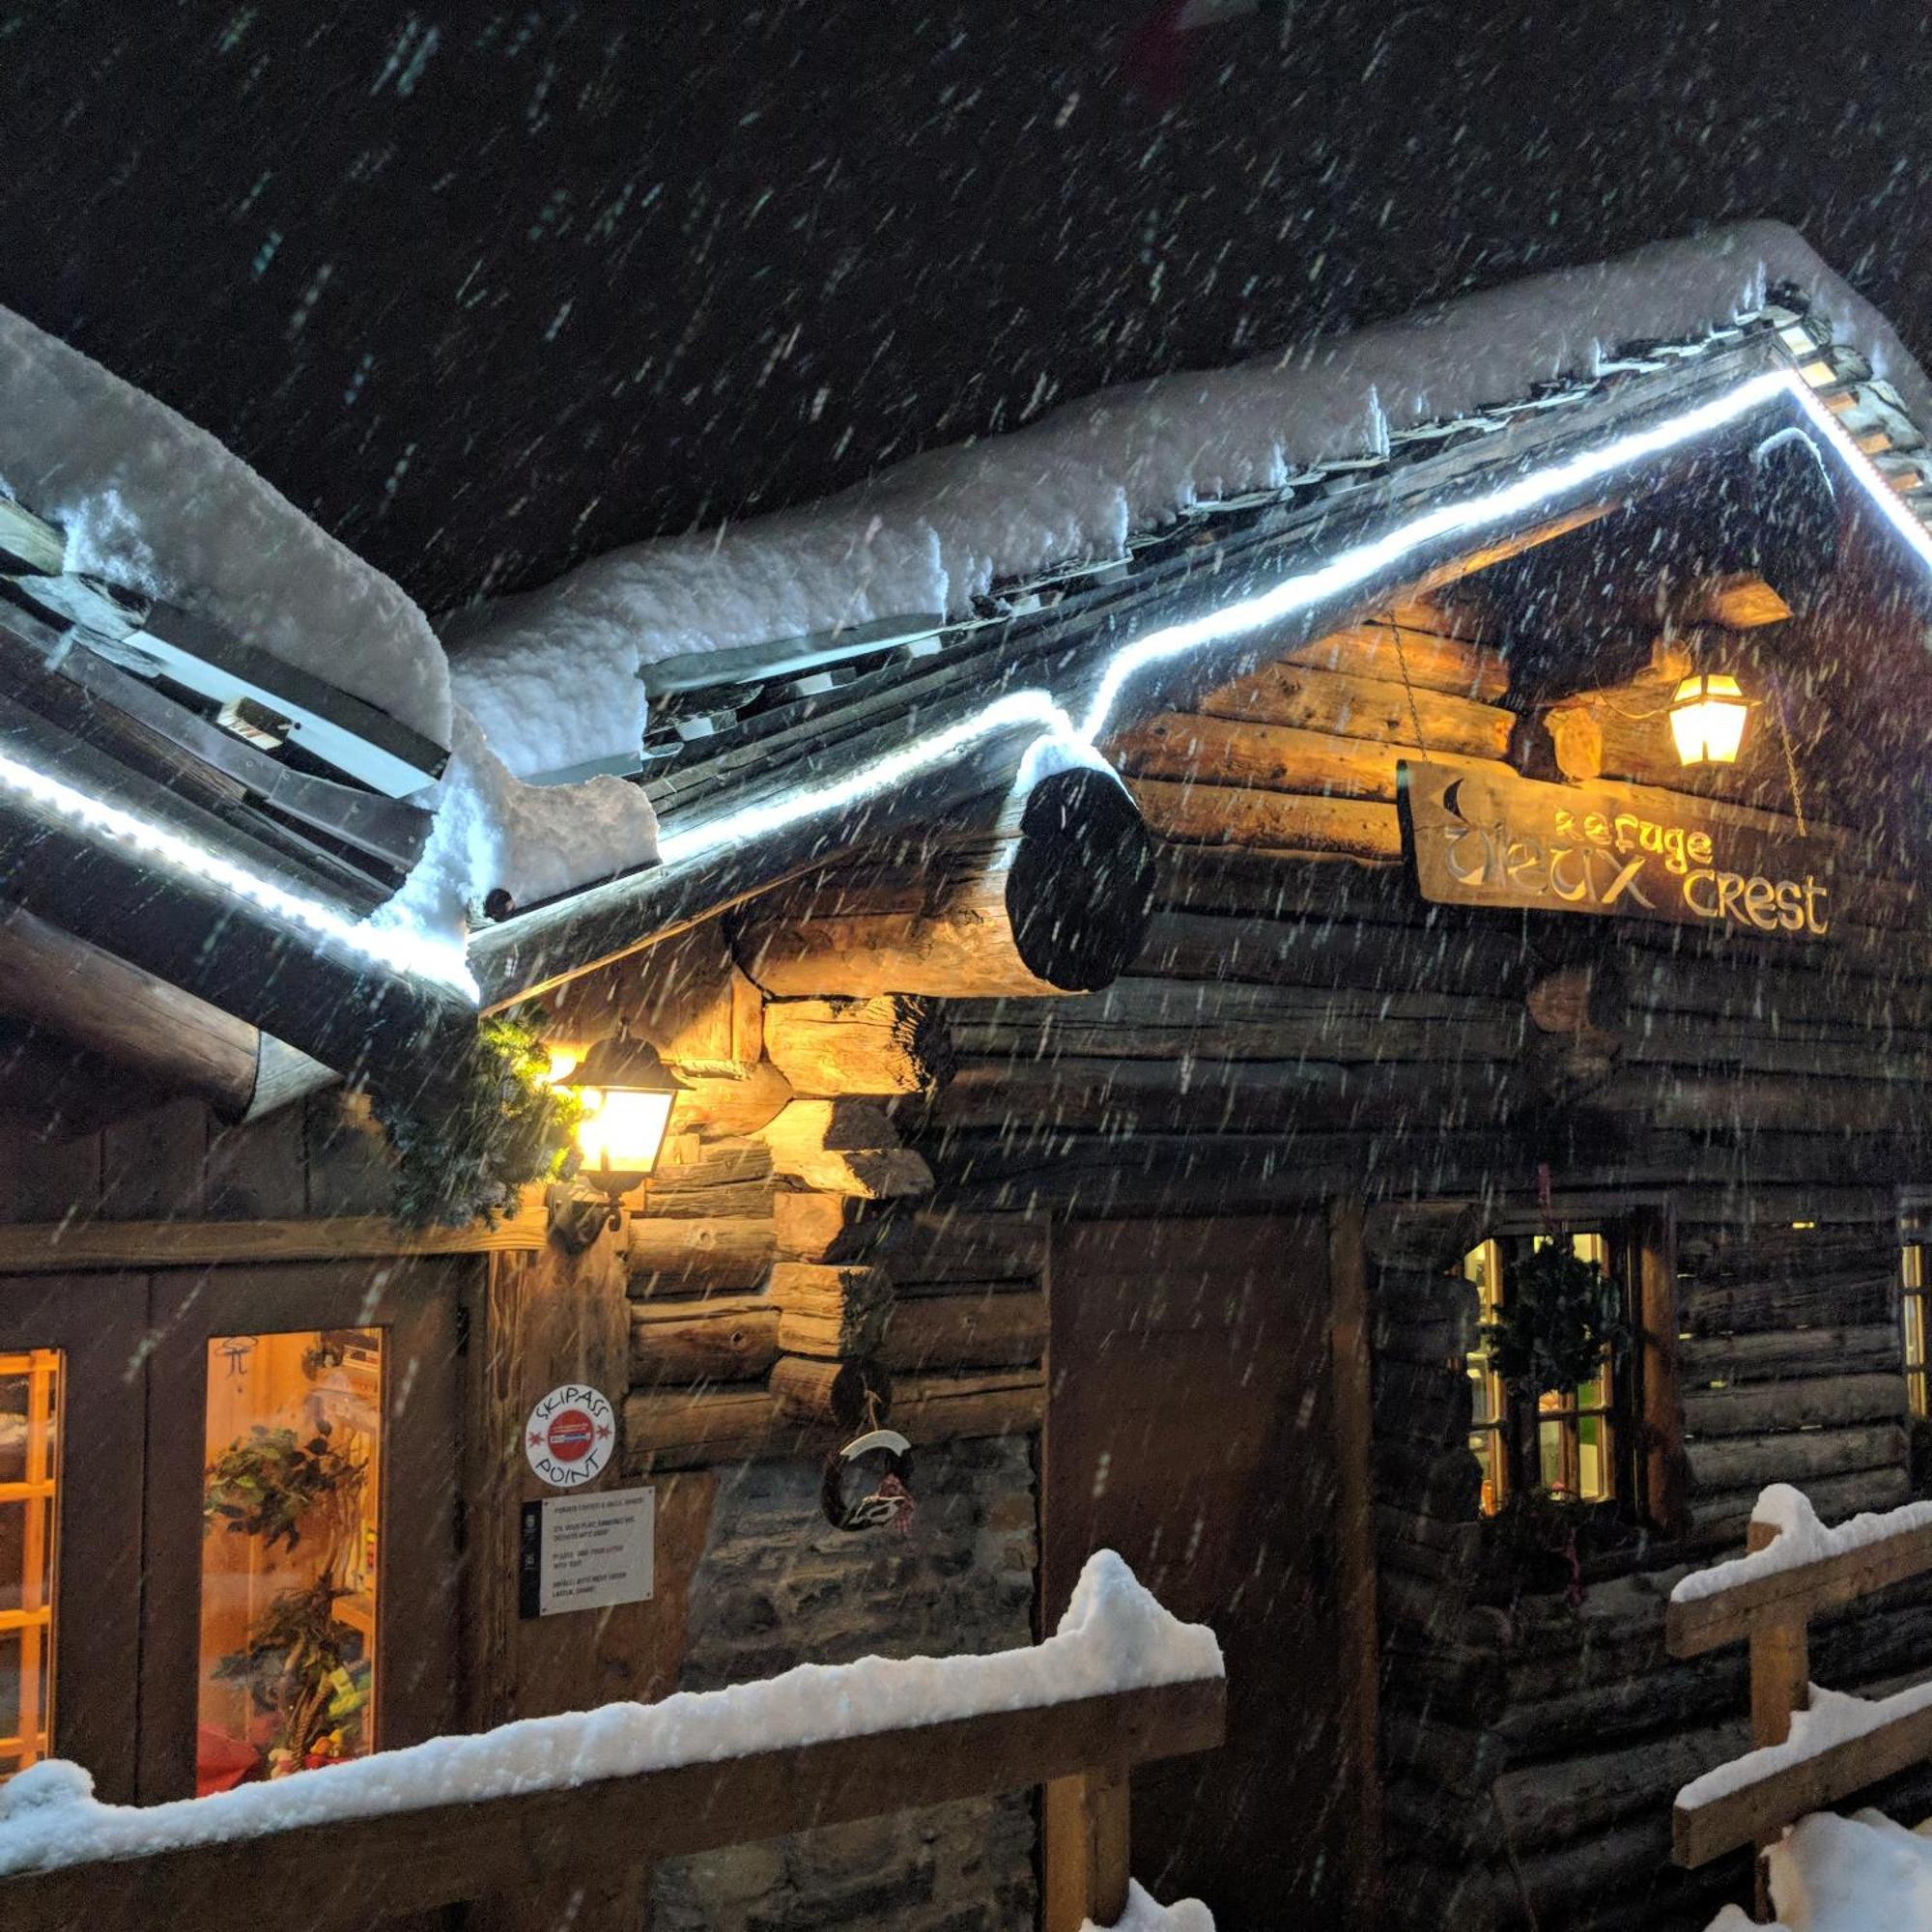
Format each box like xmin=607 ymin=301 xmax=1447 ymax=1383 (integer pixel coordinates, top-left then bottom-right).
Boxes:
xmin=138 ymin=1260 xmax=466 ymax=1803
xmin=0 ymin=1274 xmax=148 ymax=1800
xmin=1045 ymin=1215 xmax=1355 ymax=1925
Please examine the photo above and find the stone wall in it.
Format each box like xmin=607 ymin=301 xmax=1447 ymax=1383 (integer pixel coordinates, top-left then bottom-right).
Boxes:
xmin=650 ymin=1435 xmax=1040 ymax=1932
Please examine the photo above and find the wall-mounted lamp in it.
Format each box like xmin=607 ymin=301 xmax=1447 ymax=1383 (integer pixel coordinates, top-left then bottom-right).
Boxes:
xmin=1668 ymin=672 xmax=1752 ymax=767
xmin=546 ymin=1020 xmax=686 ymax=1253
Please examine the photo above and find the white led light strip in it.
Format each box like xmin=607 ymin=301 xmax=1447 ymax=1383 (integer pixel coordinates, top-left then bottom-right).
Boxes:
xmin=0 ymin=746 xmax=479 ymax=996
xmin=11 ymin=362 xmax=1922 ymax=1004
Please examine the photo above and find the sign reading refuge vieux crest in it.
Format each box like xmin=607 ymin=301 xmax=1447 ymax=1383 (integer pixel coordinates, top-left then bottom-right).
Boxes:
xmin=1398 ymin=760 xmax=1837 ymax=940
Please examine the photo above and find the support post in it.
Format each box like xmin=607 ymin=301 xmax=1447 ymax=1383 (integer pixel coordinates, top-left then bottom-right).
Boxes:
xmin=1746 ymin=1517 xmax=1810 ymax=1921
xmin=1045 ymin=1768 xmax=1131 ymax=1932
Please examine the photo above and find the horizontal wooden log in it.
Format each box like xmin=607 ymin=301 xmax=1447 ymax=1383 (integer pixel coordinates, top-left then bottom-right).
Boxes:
xmin=769 ymin=1353 xmax=893 ymax=1428
xmin=631 ymin=1295 xmax=780 ymax=1383
xmin=1128 ymin=778 xmax=1403 ymax=858
xmin=1674 ymin=1692 xmax=1932 ymax=1866
xmin=768 ymin=1262 xmax=894 ymax=1359
xmin=1134 ymin=905 xmax=1531 ymax=1001
xmin=669 ymin=1061 xmax=794 ymax=1138
xmin=0 ymin=1203 xmax=548 ymax=1273
xmin=1694 ymin=1467 xmax=1915 ymax=1543
xmin=1680 ymin=1268 xmax=1897 ymax=1340
xmin=1279 ymin=620 xmax=1509 ymax=700
xmin=1598 ymin=1070 xmax=1927 ymax=1136
xmin=1192 ymin=660 xmax=1514 ymax=756
xmin=761 ymin=995 xmax=953 ymax=1098
xmin=758 ymin=1100 xmax=934 ymax=1198
xmin=1667 ymin=1518 xmax=1932 ymax=1659
xmin=1678 ymin=1325 xmax=1901 ymax=1386
xmin=772 ymin=1190 xmax=887 ymax=1262
xmin=931 ymin=1053 xmax=1526 ymax=1135
xmin=735 ymin=767 xmax=1153 ymax=999
xmin=892 ymin=1368 xmax=1046 ymax=1443
xmin=623 ymin=1385 xmax=806 ymax=1470
xmin=1113 ymin=714 xmax=1499 ymax=806
xmin=881 ymin=1290 xmax=1048 ymax=1372
xmin=626 ymin=1215 xmax=775 ymax=1295
xmin=0 ymin=906 xmax=332 ymax=1121
xmin=1682 ymin=1373 xmax=1907 ymax=1439
xmin=1685 ymin=1423 xmax=1906 ymax=1493
xmin=0 ymin=1669 xmax=1224 ymax=1932
xmin=868 ymin=1209 xmax=1047 ymax=1284
xmin=1493 ymin=1714 xmax=1748 ymax=1852
xmin=948 ymin=977 xmax=1526 ymax=1065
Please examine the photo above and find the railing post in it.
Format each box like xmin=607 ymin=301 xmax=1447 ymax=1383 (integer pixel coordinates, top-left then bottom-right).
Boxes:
xmin=1745 ymin=1520 xmax=1811 ymax=1922
xmin=1044 ymin=1769 xmax=1131 ymax=1932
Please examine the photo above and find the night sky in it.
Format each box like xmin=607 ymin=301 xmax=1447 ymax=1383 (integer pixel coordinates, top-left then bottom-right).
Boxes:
xmin=6 ymin=0 xmax=1932 ymax=618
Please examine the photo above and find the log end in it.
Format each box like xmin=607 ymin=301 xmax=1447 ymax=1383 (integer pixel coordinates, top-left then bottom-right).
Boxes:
xmin=1007 ymin=770 xmax=1155 ymax=992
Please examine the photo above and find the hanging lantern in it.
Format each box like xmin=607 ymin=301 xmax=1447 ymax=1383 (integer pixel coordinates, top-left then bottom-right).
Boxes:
xmin=547 ymin=1021 xmax=686 ymax=1250
xmin=1668 ymin=673 xmax=1751 ymax=767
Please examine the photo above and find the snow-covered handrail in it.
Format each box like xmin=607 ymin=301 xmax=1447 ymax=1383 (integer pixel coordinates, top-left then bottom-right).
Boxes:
xmin=1667 ymin=1486 xmax=1932 ymax=1877
xmin=0 ymin=1550 xmax=1222 ymax=1932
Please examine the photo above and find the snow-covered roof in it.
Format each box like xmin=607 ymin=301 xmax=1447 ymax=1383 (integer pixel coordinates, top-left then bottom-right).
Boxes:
xmin=447 ymin=221 xmax=1932 ymax=787
xmin=7 ymin=219 xmax=1932 ymax=1059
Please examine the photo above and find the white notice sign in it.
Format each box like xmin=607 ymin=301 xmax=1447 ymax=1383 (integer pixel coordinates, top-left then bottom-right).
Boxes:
xmin=522 ymin=1488 xmax=655 ymax=1618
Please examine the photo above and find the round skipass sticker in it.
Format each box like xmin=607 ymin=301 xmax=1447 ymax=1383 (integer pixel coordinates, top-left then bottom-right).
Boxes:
xmin=525 ymin=1383 xmax=616 ymax=1489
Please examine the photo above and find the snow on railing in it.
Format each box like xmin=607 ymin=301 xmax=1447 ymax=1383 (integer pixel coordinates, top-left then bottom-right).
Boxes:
xmin=1668 ymin=1485 xmax=1932 ymax=1915
xmin=0 ymin=1549 xmax=1222 ymax=1932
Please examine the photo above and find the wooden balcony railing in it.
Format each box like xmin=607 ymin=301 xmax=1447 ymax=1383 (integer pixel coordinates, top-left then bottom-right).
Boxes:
xmin=1667 ymin=1493 xmax=1932 ymax=1918
xmin=0 ymin=1638 xmax=1224 ymax=1932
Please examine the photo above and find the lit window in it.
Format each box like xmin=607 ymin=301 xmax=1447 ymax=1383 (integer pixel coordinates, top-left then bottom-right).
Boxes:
xmin=1464 ymin=1241 xmax=1508 ymax=1515
xmin=1463 ymin=1233 xmax=1619 ymax=1514
xmin=0 ymin=1350 xmax=61 ymax=1783
xmin=1904 ymin=1245 xmax=1929 ymax=1420
xmin=199 ymin=1330 xmax=382 ymax=1792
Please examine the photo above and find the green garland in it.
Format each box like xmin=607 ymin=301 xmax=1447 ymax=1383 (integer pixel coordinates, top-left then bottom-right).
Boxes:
xmin=371 ymin=1009 xmax=582 ymax=1229
xmin=1484 ymin=1241 xmax=1627 ymax=1398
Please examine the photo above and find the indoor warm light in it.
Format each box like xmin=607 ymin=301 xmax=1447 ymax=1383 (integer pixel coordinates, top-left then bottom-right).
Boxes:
xmin=548 ymin=1022 xmax=685 ymax=1250
xmin=1668 ymin=672 xmax=1751 ymax=766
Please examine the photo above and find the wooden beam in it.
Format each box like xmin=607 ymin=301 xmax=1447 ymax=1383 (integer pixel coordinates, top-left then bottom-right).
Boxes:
xmin=1193 ymin=660 xmax=1515 ymax=757
xmin=758 ymin=1099 xmax=935 ymax=1198
xmin=0 ymin=1678 xmax=1225 ymax=1932
xmin=0 ymin=1202 xmax=549 ymax=1274
xmin=548 ymin=920 xmax=764 ymax=1077
xmin=768 ymin=1261 xmax=893 ymax=1358
xmin=1126 ymin=779 xmax=1403 ymax=859
xmin=1044 ymin=1770 xmax=1130 ymax=1932
xmin=1666 ymin=1525 xmax=1932 ymax=1658
xmin=0 ymin=906 xmax=333 ymax=1121
xmin=1279 ymin=622 xmax=1509 ymax=701
xmin=1673 ymin=1694 xmax=1932 ymax=1868
xmin=761 ymin=995 xmax=954 ymax=1098
xmin=627 ymin=1213 xmax=776 ymax=1294
xmin=880 ymin=1290 xmax=1048 ymax=1372
xmin=735 ymin=768 xmax=1155 ymax=1000
xmin=631 ymin=1294 xmax=780 ymax=1382
xmin=1112 ymin=714 xmax=1502 ymax=806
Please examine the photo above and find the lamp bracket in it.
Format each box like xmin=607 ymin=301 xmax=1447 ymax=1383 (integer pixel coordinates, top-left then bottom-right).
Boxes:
xmin=546 ymin=1180 xmax=622 ymax=1255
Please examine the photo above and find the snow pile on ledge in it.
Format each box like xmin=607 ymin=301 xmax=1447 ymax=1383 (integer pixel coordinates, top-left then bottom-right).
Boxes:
xmin=1678 ymin=1682 xmax=1932 ymax=1814
xmin=450 ymin=220 xmax=1932 ymax=781
xmin=0 ymin=1549 xmax=1218 ymax=1877
xmin=1083 ymin=1881 xmax=1215 ymax=1931
xmin=1704 ymin=1809 xmax=1932 ymax=1931
xmin=1671 ymin=1486 xmax=1932 ymax=1605
xmin=0 ymin=306 xmax=452 ymax=751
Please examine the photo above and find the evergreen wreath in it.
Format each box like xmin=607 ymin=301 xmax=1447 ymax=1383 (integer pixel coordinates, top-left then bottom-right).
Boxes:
xmin=371 ymin=1008 xmax=582 ymax=1228
xmin=1484 ymin=1240 xmax=1628 ymax=1398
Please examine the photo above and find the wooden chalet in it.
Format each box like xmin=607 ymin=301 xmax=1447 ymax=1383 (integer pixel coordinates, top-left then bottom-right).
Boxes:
xmin=6 ymin=250 xmax=1932 ymax=1932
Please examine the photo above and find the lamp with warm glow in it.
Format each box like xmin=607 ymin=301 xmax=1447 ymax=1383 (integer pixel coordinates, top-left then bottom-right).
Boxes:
xmin=547 ymin=1021 xmax=686 ymax=1251
xmin=1668 ymin=672 xmax=1751 ymax=767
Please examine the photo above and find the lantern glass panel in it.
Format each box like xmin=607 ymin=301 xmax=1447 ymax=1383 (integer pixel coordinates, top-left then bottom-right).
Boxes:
xmin=576 ymin=1086 xmax=676 ymax=1180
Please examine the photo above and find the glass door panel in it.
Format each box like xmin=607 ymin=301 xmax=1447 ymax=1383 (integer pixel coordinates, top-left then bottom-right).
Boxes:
xmin=197 ymin=1329 xmax=383 ymax=1793
xmin=0 ymin=1350 xmax=60 ymax=1780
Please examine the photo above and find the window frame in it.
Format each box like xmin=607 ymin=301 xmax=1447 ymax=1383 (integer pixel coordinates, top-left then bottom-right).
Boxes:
xmin=0 ymin=1275 xmax=148 ymax=1801
xmin=137 ymin=1261 xmax=463 ymax=1801
xmin=1465 ymin=1215 xmax=1648 ymax=1520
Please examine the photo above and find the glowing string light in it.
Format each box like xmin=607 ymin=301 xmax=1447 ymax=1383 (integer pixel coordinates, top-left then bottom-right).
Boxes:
xmin=12 ymin=361 xmax=1928 ymax=1006
xmin=0 ymin=743 xmax=480 ymax=996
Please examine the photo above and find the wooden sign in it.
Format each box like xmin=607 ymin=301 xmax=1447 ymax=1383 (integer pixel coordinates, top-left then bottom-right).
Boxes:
xmin=1399 ymin=761 xmax=1836 ymax=939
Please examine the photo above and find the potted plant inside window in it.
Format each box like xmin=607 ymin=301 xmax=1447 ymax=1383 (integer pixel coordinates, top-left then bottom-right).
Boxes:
xmin=203 ymin=1419 xmax=372 ymax=1776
